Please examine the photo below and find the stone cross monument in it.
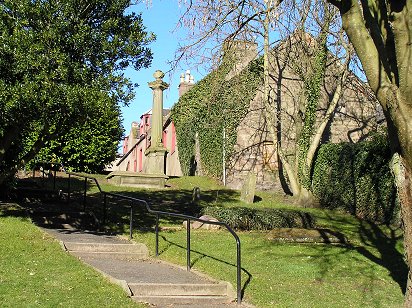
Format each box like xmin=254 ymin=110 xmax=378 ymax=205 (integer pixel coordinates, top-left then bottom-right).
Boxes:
xmin=144 ymin=70 xmax=169 ymax=175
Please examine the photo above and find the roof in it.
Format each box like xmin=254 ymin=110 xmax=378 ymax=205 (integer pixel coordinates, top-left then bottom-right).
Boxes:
xmin=116 ymin=134 xmax=146 ymax=166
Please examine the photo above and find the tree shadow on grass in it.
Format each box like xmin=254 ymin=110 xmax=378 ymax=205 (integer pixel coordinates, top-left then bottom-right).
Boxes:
xmin=10 ymin=174 xmax=240 ymax=235
xmin=0 ymin=202 xmax=27 ymax=218
xmin=314 ymin=212 xmax=407 ymax=295
xmin=354 ymin=220 xmax=406 ymax=293
xmin=81 ymin=187 xmax=240 ymax=234
xmin=158 ymin=234 xmax=252 ymax=300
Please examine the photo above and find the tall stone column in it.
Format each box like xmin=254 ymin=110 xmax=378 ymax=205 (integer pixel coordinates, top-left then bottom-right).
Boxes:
xmin=144 ymin=70 xmax=169 ymax=175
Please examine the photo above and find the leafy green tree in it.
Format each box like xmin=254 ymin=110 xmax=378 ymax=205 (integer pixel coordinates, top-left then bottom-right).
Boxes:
xmin=0 ymin=0 xmax=154 ymax=184
xmin=34 ymin=94 xmax=123 ymax=173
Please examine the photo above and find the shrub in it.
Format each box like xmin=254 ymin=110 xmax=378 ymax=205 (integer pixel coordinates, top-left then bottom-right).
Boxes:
xmin=202 ymin=206 xmax=316 ymax=230
xmin=312 ymin=133 xmax=399 ymax=224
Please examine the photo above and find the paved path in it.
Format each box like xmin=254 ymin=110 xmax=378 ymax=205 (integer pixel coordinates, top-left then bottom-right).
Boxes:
xmin=41 ymin=227 xmax=253 ymax=308
xmin=19 ymin=186 xmax=253 ymax=308
xmin=44 ymin=228 xmax=211 ymax=284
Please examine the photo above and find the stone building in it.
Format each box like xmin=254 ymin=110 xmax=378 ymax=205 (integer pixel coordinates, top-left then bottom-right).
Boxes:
xmin=114 ymin=35 xmax=380 ymax=193
xmin=224 ymin=35 xmax=380 ymax=191
xmin=168 ymin=36 xmax=380 ymax=193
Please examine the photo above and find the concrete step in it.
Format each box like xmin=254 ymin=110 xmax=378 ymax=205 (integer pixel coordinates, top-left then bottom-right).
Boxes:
xmin=128 ymin=282 xmax=231 ymax=297
xmin=63 ymin=242 xmax=149 ymax=260
xmin=30 ymin=211 xmax=98 ymax=230
xmin=131 ymin=295 xmax=235 ymax=307
xmin=71 ymin=251 xmax=149 ymax=261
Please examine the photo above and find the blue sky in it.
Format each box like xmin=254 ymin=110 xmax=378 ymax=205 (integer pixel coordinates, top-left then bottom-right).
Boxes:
xmin=122 ymin=1 xmax=201 ymax=136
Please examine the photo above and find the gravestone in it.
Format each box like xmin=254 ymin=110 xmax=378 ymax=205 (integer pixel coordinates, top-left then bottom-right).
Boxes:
xmin=192 ymin=187 xmax=201 ymax=205
xmin=182 ymin=215 xmax=221 ymax=230
xmin=240 ymin=172 xmax=257 ymax=204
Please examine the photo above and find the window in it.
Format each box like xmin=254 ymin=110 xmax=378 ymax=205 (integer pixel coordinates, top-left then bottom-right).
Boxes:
xmin=163 ymin=130 xmax=167 ymax=148
xmin=140 ymin=123 xmax=144 ymax=135
xmin=123 ymin=137 xmax=128 ymax=154
xmin=171 ymin=124 xmax=176 ymax=154
xmin=139 ymin=149 xmax=143 ymax=172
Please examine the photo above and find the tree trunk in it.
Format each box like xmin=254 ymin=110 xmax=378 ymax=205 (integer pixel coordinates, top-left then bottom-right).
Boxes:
xmin=298 ymin=186 xmax=316 ymax=206
xmin=391 ymin=101 xmax=412 ymax=307
xmin=276 ymin=143 xmax=300 ymax=195
xmin=318 ymin=1 xmax=412 ymax=304
xmin=261 ymin=2 xmax=301 ymax=195
xmin=0 ymin=125 xmax=20 ymax=162
xmin=404 ymin=180 xmax=412 ymax=306
xmin=392 ymin=154 xmax=412 ymax=306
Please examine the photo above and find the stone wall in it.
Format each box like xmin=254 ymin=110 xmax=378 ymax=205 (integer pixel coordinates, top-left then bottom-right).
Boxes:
xmin=164 ymin=120 xmax=183 ymax=176
xmin=226 ymin=37 xmax=378 ymax=192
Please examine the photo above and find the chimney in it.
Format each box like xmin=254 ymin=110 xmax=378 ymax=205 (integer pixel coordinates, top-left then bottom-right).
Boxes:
xmin=178 ymin=70 xmax=195 ymax=97
xmin=222 ymin=40 xmax=258 ymax=80
xmin=222 ymin=40 xmax=258 ymax=63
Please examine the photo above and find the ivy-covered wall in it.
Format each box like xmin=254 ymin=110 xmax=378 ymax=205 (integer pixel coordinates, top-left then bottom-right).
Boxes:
xmin=171 ymin=56 xmax=263 ymax=177
xmin=312 ymin=133 xmax=398 ymax=224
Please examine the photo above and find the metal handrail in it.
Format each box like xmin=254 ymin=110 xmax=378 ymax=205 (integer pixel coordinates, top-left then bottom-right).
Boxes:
xmin=32 ymin=163 xmax=242 ymax=304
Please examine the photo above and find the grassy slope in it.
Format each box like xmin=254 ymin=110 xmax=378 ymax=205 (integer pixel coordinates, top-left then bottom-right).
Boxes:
xmin=125 ymin=177 xmax=405 ymax=307
xmin=0 ymin=204 xmax=144 ymax=308
xmin=133 ymin=227 xmax=403 ymax=308
xmin=31 ymin=174 xmax=405 ymax=307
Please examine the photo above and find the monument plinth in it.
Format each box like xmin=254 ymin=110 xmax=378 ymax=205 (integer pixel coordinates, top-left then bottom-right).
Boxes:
xmin=107 ymin=70 xmax=169 ymax=188
xmin=144 ymin=70 xmax=169 ymax=175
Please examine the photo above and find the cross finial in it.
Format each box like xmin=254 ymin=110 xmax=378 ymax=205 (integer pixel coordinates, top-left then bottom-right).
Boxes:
xmin=153 ymin=70 xmax=165 ymax=81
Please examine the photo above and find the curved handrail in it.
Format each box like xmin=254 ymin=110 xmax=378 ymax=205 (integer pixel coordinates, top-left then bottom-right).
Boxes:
xmin=32 ymin=163 xmax=242 ymax=304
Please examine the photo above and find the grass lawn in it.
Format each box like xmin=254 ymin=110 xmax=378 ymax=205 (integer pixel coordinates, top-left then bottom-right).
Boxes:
xmin=132 ymin=225 xmax=404 ymax=308
xmin=25 ymin=174 xmax=406 ymax=307
xmin=0 ymin=203 xmax=145 ymax=308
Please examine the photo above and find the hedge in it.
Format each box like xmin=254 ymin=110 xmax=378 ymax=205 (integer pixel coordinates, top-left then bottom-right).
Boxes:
xmin=202 ymin=206 xmax=316 ymax=231
xmin=312 ymin=133 xmax=399 ymax=224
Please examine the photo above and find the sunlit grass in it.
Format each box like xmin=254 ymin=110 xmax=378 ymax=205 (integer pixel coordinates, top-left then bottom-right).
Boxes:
xmin=31 ymin=173 xmax=405 ymax=307
xmin=0 ymin=204 xmax=144 ymax=308
xmin=132 ymin=227 xmax=404 ymax=308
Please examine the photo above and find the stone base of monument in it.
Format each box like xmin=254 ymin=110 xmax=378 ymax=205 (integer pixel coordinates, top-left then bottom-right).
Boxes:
xmin=106 ymin=171 xmax=169 ymax=189
xmin=267 ymin=228 xmax=347 ymax=244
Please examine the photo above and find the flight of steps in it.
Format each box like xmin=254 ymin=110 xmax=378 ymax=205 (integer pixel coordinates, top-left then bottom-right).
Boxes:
xmin=20 ymin=184 xmax=242 ymax=307
xmin=60 ymin=237 xmax=237 ymax=307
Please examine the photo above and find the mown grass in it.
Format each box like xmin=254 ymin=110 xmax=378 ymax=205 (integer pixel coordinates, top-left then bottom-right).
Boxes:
xmin=0 ymin=203 xmax=144 ymax=308
xmin=28 ymin=173 xmax=406 ymax=307
xmin=131 ymin=223 xmax=404 ymax=307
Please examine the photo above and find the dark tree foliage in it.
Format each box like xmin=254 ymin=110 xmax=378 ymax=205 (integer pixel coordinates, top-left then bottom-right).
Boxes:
xmin=33 ymin=95 xmax=123 ymax=173
xmin=0 ymin=0 xmax=154 ymax=183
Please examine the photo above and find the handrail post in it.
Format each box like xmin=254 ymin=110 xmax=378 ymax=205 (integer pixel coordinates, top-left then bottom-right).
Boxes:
xmin=83 ymin=177 xmax=87 ymax=211
xmin=129 ymin=204 xmax=133 ymax=240
xmin=53 ymin=169 xmax=56 ymax=190
xmin=103 ymin=193 xmax=107 ymax=225
xmin=67 ymin=174 xmax=71 ymax=204
xmin=186 ymin=218 xmax=191 ymax=271
xmin=42 ymin=163 xmax=45 ymax=186
xmin=237 ymin=240 xmax=242 ymax=305
xmin=155 ymin=214 xmax=159 ymax=256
